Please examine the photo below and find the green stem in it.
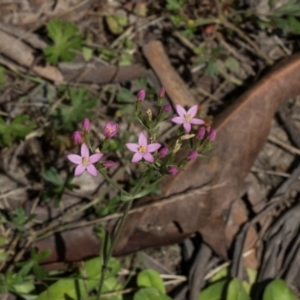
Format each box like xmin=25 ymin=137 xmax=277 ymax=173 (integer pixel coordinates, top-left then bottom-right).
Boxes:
xmin=100 ymin=170 xmax=129 ymax=196
xmin=96 ymin=199 xmax=133 ymax=299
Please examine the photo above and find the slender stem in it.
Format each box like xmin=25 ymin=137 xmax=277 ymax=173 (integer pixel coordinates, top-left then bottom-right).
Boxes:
xmin=96 ymin=199 xmax=133 ymax=299
xmin=100 ymin=170 xmax=130 ymax=196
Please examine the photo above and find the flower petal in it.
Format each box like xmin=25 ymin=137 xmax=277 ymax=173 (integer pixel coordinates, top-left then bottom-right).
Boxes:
xmin=74 ymin=164 xmax=86 ymax=176
xmin=138 ymin=132 xmax=147 ymax=146
xmin=81 ymin=143 xmax=89 ymax=157
xmin=176 ymin=104 xmax=186 ymax=117
xmin=126 ymin=143 xmax=139 ymax=152
xmin=183 ymin=122 xmax=191 ymax=133
xmin=143 ymin=153 xmax=154 ymax=163
xmin=187 ymin=105 xmax=198 ymax=118
xmin=67 ymin=154 xmax=82 ymax=164
xmin=132 ymin=152 xmax=143 ymax=163
xmin=171 ymin=116 xmax=184 ymax=124
xmin=190 ymin=118 xmax=205 ymax=125
xmin=87 ymin=164 xmax=98 ymax=177
xmin=147 ymin=143 xmax=161 ymax=152
xmin=89 ymin=153 xmax=103 ymax=163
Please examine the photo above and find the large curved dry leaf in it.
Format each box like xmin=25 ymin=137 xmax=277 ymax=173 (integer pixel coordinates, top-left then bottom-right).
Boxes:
xmin=35 ymin=52 xmax=300 ymax=264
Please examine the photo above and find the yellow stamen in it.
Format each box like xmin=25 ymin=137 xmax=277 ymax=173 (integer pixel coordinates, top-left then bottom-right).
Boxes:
xmin=185 ymin=114 xmax=191 ymax=122
xmin=138 ymin=146 xmax=147 ymax=153
xmin=107 ymin=128 xmax=114 ymax=134
xmin=82 ymin=157 xmax=89 ymax=166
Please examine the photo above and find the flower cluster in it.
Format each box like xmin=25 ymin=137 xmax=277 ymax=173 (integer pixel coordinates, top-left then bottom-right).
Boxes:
xmin=67 ymin=88 xmax=216 ymax=179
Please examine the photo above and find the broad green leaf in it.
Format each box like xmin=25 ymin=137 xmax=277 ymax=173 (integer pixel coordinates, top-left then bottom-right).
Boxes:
xmin=36 ymin=257 xmax=121 ymax=300
xmin=82 ymin=46 xmax=93 ymax=61
xmin=263 ymin=279 xmax=297 ymax=300
xmin=225 ymin=57 xmax=240 ymax=72
xmin=226 ymin=278 xmax=250 ymax=300
xmin=198 ymin=279 xmax=227 ymax=300
xmin=43 ymin=19 xmax=82 ymax=64
xmin=105 ymin=16 xmax=124 ymax=35
xmin=137 ymin=269 xmax=165 ymax=294
xmin=166 ymin=0 xmax=185 ymax=12
xmin=246 ymin=268 xmax=257 ymax=287
xmin=13 ymin=282 xmax=35 ymax=294
xmin=116 ymin=87 xmax=136 ymax=103
xmin=43 ymin=168 xmax=63 ymax=186
xmin=0 ymin=115 xmax=36 ymax=147
xmin=134 ymin=287 xmax=171 ymax=300
xmin=210 ymin=267 xmax=228 ymax=283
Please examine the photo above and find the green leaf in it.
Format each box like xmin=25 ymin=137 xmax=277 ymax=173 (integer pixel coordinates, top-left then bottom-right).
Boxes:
xmin=210 ymin=267 xmax=228 ymax=283
xmin=134 ymin=287 xmax=171 ymax=300
xmin=166 ymin=0 xmax=185 ymax=12
xmin=105 ymin=15 xmax=126 ymax=35
xmin=36 ymin=257 xmax=121 ymax=300
xmin=263 ymin=279 xmax=297 ymax=300
xmin=0 ymin=115 xmax=36 ymax=147
xmin=225 ymin=57 xmax=240 ymax=72
xmin=43 ymin=167 xmax=64 ymax=186
xmin=226 ymin=278 xmax=250 ymax=300
xmin=137 ymin=269 xmax=166 ymax=294
xmin=53 ymin=86 xmax=98 ymax=132
xmin=43 ymin=19 xmax=82 ymax=64
xmin=116 ymin=87 xmax=136 ymax=103
xmin=82 ymin=46 xmax=93 ymax=61
xmin=198 ymin=279 xmax=227 ymax=300
xmin=204 ymin=61 xmax=218 ymax=76
xmin=0 ymin=66 xmax=6 ymax=85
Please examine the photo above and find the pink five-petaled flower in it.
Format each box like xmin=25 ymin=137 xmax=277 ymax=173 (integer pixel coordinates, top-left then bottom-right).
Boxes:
xmin=103 ymin=122 xmax=118 ymax=138
xmin=67 ymin=143 xmax=103 ymax=177
xmin=126 ymin=132 xmax=161 ymax=163
xmin=171 ymin=104 xmax=204 ymax=133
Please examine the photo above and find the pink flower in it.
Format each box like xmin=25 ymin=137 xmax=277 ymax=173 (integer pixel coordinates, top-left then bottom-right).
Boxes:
xmin=158 ymin=147 xmax=169 ymax=158
xmin=208 ymin=129 xmax=217 ymax=141
xmin=159 ymin=87 xmax=165 ymax=98
xmin=196 ymin=127 xmax=206 ymax=140
xmin=168 ymin=166 xmax=178 ymax=176
xmin=103 ymin=160 xmax=116 ymax=168
xmin=162 ymin=105 xmax=171 ymax=113
xmin=72 ymin=131 xmax=83 ymax=144
xmin=103 ymin=122 xmax=118 ymax=138
xmin=126 ymin=132 xmax=161 ymax=163
xmin=171 ymin=104 xmax=204 ymax=133
xmin=82 ymin=118 xmax=91 ymax=131
xmin=67 ymin=143 xmax=102 ymax=177
xmin=187 ymin=150 xmax=198 ymax=160
xmin=137 ymin=89 xmax=146 ymax=101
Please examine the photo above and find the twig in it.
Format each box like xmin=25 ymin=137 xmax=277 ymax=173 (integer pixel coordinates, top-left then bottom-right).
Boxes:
xmin=268 ymin=135 xmax=300 ymax=156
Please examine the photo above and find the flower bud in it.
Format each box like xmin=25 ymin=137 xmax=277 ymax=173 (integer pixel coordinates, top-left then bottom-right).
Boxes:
xmin=82 ymin=118 xmax=91 ymax=131
xmin=104 ymin=160 xmax=116 ymax=168
xmin=72 ymin=131 xmax=83 ymax=144
xmin=187 ymin=150 xmax=198 ymax=160
xmin=196 ymin=127 xmax=206 ymax=140
xmin=158 ymin=147 xmax=169 ymax=158
xmin=208 ymin=129 xmax=217 ymax=141
xmin=162 ymin=105 xmax=171 ymax=113
xmin=159 ymin=87 xmax=165 ymax=98
xmin=137 ymin=89 xmax=146 ymax=101
xmin=204 ymin=24 xmax=215 ymax=34
xmin=168 ymin=166 xmax=178 ymax=176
